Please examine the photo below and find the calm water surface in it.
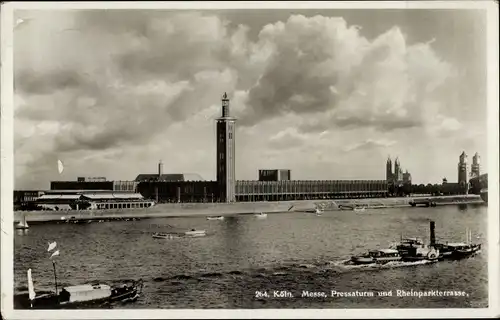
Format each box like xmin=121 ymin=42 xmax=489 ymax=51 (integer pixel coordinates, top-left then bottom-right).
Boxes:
xmin=14 ymin=204 xmax=488 ymax=308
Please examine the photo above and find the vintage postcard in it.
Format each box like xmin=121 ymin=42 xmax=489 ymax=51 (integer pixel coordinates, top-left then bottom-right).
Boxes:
xmin=1 ymin=1 xmax=499 ymax=319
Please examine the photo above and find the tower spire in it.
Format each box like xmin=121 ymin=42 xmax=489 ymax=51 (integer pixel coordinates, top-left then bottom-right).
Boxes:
xmin=221 ymin=92 xmax=230 ymax=117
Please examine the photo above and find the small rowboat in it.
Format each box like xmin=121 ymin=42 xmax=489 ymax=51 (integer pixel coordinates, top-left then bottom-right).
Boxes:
xmin=207 ymin=216 xmax=224 ymax=221
xmin=184 ymin=229 xmax=207 ymax=237
xmin=152 ymin=232 xmax=180 ymax=239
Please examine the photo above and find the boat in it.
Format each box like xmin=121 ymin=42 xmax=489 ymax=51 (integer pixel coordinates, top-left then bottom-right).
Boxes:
xmin=14 ymin=269 xmax=143 ymax=309
xmin=409 ymin=198 xmax=437 ymax=207
xmin=254 ymin=212 xmax=268 ymax=218
xmin=338 ymin=205 xmax=354 ymax=211
xmin=152 ymin=232 xmax=180 ymax=239
xmin=207 ymin=216 xmax=224 ymax=221
xmin=353 ymin=207 xmax=366 ymax=213
xmin=184 ymin=229 xmax=207 ymax=237
xmin=15 ymin=215 xmax=29 ymax=230
xmin=298 ymin=205 xmax=323 ymax=214
xmin=433 ymin=228 xmax=482 ymax=260
xmin=435 ymin=242 xmax=481 ymax=260
xmin=350 ymin=248 xmax=402 ymax=265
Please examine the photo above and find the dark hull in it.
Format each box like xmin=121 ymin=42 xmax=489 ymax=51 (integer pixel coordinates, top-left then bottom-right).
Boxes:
xmin=438 ymin=246 xmax=481 ymax=261
xmin=14 ymin=281 xmax=143 ymax=309
xmin=350 ymin=256 xmax=402 ymax=265
xmin=401 ymin=256 xmax=429 ymax=262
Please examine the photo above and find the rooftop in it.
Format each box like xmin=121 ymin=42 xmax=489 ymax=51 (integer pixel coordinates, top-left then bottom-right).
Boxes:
xmin=135 ymin=173 xmax=205 ymax=182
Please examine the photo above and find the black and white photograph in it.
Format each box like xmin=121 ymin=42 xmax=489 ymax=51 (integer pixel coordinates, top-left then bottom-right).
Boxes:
xmin=1 ymin=1 xmax=499 ymax=319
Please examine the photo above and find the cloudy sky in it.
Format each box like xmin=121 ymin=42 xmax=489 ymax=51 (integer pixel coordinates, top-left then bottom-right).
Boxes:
xmin=13 ymin=8 xmax=488 ymax=189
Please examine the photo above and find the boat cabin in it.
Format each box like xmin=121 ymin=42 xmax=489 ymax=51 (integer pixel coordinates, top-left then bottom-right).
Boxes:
xmin=366 ymin=249 xmax=400 ymax=257
xmin=61 ymin=284 xmax=112 ymax=304
xmin=398 ymin=238 xmax=424 ymax=247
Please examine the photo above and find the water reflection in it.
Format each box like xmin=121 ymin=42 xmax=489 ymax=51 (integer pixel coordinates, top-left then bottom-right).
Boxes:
xmin=222 ymin=216 xmax=245 ymax=262
xmin=15 ymin=229 xmax=29 ymax=236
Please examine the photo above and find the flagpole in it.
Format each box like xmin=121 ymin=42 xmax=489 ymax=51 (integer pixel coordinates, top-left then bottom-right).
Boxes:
xmin=52 ymin=260 xmax=58 ymax=296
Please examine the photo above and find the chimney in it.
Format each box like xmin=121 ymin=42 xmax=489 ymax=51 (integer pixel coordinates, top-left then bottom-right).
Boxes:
xmin=158 ymin=160 xmax=163 ymax=177
xmin=429 ymin=221 xmax=436 ymax=246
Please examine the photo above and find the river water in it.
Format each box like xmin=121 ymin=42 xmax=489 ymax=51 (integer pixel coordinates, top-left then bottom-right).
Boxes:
xmin=14 ymin=204 xmax=488 ymax=308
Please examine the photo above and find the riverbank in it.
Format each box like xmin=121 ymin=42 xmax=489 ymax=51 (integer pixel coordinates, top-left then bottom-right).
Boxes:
xmin=13 ymin=194 xmax=484 ymax=223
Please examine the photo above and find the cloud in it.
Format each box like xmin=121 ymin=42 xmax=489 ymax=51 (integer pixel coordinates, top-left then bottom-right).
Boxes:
xmin=268 ymin=128 xmax=306 ymax=150
xmin=13 ymin=10 xmax=482 ymax=188
xmin=238 ymin=15 xmax=454 ymax=133
xmin=343 ymin=138 xmax=397 ymax=152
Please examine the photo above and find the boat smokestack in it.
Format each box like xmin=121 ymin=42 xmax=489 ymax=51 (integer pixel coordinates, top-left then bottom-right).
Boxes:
xmin=430 ymin=221 xmax=436 ymax=246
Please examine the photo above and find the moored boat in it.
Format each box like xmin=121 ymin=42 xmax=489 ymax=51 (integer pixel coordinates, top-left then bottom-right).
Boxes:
xmin=308 ymin=206 xmax=323 ymax=214
xmin=338 ymin=205 xmax=354 ymax=211
xmin=350 ymin=249 xmax=401 ymax=265
xmin=314 ymin=207 xmax=323 ymax=216
xmin=353 ymin=207 xmax=366 ymax=213
xmin=14 ymin=242 xmax=143 ymax=309
xmin=15 ymin=215 xmax=29 ymax=230
xmin=207 ymin=216 xmax=224 ymax=220
xmin=184 ymin=229 xmax=207 ymax=237
xmin=14 ymin=272 xmax=143 ymax=309
xmin=254 ymin=212 xmax=268 ymax=218
xmin=152 ymin=232 xmax=180 ymax=239
xmin=207 ymin=216 xmax=224 ymax=221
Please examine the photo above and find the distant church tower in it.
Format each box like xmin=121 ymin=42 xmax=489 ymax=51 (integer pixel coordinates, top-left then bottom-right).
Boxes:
xmin=458 ymin=151 xmax=468 ymax=194
xmin=386 ymin=156 xmax=393 ymax=183
xmin=471 ymin=152 xmax=480 ymax=178
xmin=394 ymin=157 xmax=403 ymax=183
xmin=216 ymin=92 xmax=236 ymax=202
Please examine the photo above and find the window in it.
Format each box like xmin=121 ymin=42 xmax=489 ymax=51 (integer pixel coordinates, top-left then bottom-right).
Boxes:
xmin=229 ymin=132 xmax=233 ymax=139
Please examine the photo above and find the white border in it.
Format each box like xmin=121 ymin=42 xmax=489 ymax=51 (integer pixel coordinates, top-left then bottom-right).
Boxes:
xmin=1 ymin=1 xmax=499 ymax=319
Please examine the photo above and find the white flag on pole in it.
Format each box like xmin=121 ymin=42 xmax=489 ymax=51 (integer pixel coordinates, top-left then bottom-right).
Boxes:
xmin=47 ymin=241 xmax=57 ymax=252
xmin=50 ymin=250 xmax=60 ymax=259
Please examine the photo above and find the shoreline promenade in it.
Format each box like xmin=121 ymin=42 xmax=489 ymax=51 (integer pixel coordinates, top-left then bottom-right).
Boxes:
xmin=13 ymin=194 xmax=484 ymax=224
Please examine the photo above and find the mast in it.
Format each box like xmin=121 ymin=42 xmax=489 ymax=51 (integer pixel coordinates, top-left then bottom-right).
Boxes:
xmin=52 ymin=261 xmax=59 ymax=296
